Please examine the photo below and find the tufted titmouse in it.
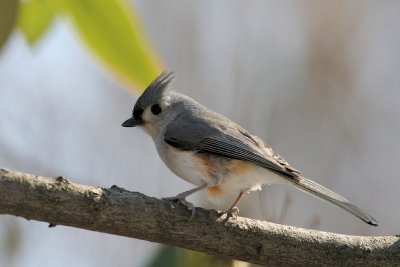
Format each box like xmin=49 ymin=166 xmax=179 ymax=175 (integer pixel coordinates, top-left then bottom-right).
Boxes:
xmin=122 ymin=72 xmax=378 ymax=226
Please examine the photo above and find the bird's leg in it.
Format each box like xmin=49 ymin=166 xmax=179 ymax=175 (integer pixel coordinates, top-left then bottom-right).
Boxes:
xmin=163 ymin=184 xmax=208 ymax=220
xmin=219 ymin=191 xmax=245 ymax=219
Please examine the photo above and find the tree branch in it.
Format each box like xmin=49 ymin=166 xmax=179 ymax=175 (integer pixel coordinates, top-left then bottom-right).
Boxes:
xmin=0 ymin=168 xmax=398 ymax=266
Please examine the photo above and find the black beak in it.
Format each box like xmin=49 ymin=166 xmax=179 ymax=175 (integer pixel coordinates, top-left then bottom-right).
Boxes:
xmin=121 ymin=117 xmax=141 ymax=127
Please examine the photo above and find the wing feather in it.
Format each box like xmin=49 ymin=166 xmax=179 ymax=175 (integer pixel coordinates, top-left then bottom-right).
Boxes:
xmin=163 ymin=108 xmax=378 ymax=226
xmin=164 ymin=119 xmax=296 ymax=178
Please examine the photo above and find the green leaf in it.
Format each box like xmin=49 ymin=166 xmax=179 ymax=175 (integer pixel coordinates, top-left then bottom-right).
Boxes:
xmin=61 ymin=0 xmax=162 ymax=92
xmin=0 ymin=0 xmax=18 ymax=50
xmin=146 ymin=246 xmax=180 ymax=267
xmin=147 ymin=247 xmax=237 ymax=267
xmin=17 ymin=0 xmax=55 ymax=45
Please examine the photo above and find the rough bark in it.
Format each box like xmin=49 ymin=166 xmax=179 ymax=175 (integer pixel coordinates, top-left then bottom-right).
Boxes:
xmin=0 ymin=168 xmax=398 ymax=266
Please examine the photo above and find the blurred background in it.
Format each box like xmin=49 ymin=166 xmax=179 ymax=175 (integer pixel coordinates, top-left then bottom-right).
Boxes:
xmin=1 ymin=0 xmax=399 ymax=266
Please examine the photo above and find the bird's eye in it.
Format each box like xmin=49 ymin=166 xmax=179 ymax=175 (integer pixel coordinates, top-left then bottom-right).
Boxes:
xmin=151 ymin=104 xmax=162 ymax=115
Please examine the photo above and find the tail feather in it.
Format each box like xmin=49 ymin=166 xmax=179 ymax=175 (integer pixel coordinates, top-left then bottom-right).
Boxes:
xmin=290 ymin=176 xmax=378 ymax=226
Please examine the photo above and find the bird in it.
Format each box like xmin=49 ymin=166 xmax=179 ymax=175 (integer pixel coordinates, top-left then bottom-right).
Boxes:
xmin=122 ymin=71 xmax=378 ymax=226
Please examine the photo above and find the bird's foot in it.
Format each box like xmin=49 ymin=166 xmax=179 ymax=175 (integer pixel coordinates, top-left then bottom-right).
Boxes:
xmin=218 ymin=206 xmax=240 ymax=220
xmin=163 ymin=195 xmax=196 ymax=220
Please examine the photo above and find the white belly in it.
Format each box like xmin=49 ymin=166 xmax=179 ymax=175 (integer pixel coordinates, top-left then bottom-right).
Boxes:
xmin=219 ymin=163 xmax=288 ymax=193
xmin=157 ymin=143 xmax=288 ymax=199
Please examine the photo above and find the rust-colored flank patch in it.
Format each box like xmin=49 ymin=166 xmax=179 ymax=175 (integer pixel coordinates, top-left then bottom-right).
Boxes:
xmin=227 ymin=160 xmax=252 ymax=175
xmin=207 ymin=185 xmax=223 ymax=196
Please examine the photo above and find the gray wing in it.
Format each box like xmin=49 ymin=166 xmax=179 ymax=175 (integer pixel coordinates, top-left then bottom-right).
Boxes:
xmin=164 ymin=118 xmax=297 ymax=178
xmin=164 ymin=114 xmax=378 ymax=225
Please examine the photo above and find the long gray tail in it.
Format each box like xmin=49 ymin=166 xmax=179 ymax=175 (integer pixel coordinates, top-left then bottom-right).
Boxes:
xmin=290 ymin=176 xmax=378 ymax=226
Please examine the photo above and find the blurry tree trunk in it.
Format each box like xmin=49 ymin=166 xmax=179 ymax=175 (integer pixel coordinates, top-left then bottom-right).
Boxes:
xmin=0 ymin=168 xmax=398 ymax=266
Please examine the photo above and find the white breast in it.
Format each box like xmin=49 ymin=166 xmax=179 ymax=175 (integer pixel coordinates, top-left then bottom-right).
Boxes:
xmin=157 ymin=144 xmax=211 ymax=186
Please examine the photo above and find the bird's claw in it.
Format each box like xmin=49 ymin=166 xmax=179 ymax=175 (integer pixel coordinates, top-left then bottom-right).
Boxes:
xmin=163 ymin=196 xmax=196 ymax=221
xmin=218 ymin=206 xmax=240 ymax=220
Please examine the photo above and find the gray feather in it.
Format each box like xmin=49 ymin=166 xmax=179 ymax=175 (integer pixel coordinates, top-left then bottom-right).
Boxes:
xmin=164 ymin=102 xmax=296 ymax=178
xmin=292 ymin=177 xmax=378 ymax=226
xmin=163 ymin=93 xmax=378 ymax=226
xmin=134 ymin=71 xmax=174 ymax=113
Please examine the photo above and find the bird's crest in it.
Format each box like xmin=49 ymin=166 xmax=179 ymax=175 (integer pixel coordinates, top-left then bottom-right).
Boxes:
xmin=134 ymin=71 xmax=174 ymax=112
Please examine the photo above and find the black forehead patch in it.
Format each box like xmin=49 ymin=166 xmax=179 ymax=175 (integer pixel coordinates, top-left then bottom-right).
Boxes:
xmin=133 ymin=108 xmax=143 ymax=120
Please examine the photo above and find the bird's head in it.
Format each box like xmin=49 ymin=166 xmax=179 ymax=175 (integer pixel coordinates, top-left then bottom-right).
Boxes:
xmin=122 ymin=71 xmax=175 ymax=137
